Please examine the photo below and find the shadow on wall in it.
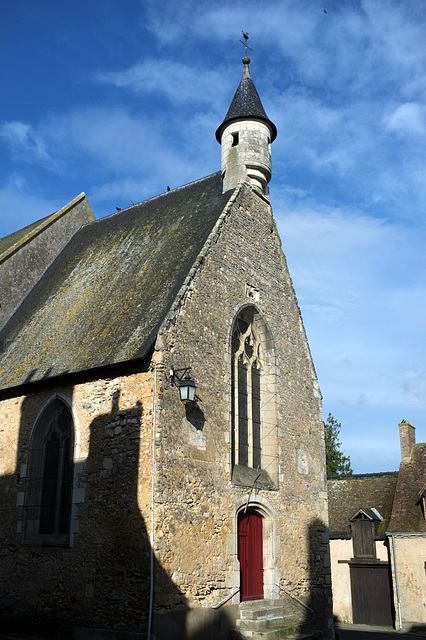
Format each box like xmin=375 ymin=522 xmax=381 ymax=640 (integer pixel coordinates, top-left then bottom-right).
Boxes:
xmin=279 ymin=518 xmax=334 ymax=639
xmin=305 ymin=518 xmax=334 ymax=637
xmin=0 ymin=383 xmax=242 ymax=640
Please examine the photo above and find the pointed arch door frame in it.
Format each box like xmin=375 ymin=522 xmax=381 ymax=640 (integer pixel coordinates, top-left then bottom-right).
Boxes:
xmin=234 ymin=496 xmax=279 ymax=602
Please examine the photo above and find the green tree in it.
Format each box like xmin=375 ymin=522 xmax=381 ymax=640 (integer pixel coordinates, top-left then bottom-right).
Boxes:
xmin=324 ymin=413 xmax=352 ymax=476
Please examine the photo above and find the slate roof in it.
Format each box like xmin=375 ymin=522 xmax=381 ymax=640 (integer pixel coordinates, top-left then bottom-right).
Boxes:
xmin=388 ymin=443 xmax=426 ymax=533
xmin=328 ymin=472 xmax=398 ymax=538
xmin=215 ymin=58 xmax=277 ymax=142
xmin=0 ymin=173 xmax=233 ymax=391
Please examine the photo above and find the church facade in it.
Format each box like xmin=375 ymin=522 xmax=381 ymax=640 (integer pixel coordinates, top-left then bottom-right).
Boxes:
xmin=0 ymin=57 xmax=332 ymax=639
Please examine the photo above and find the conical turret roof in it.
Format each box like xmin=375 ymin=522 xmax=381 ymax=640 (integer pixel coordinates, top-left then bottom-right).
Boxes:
xmin=216 ymin=57 xmax=277 ymax=142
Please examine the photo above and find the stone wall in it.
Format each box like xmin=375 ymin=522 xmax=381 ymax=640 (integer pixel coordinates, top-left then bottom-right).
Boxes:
xmin=0 ymin=369 xmax=160 ymax=632
xmin=390 ymin=535 xmax=426 ymax=627
xmin=151 ymin=182 xmax=331 ymax=630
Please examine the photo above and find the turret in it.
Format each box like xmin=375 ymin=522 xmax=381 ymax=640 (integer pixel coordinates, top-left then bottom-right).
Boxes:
xmin=216 ymin=56 xmax=277 ymax=195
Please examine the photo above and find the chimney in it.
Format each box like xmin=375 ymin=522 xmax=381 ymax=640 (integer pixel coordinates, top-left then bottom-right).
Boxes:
xmin=399 ymin=420 xmax=415 ymax=463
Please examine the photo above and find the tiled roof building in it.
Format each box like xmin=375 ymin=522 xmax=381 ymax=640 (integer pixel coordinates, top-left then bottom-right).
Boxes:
xmin=328 ymin=421 xmax=426 ymax=630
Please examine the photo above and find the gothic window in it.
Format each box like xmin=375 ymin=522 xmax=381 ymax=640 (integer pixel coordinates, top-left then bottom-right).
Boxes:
xmin=231 ymin=306 xmax=278 ymax=488
xmin=22 ymin=398 xmax=74 ymax=545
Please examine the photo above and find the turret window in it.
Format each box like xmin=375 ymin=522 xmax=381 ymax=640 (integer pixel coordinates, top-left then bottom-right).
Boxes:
xmin=232 ymin=132 xmax=239 ymax=147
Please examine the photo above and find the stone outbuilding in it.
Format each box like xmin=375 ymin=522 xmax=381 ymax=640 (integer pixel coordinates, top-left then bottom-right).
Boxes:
xmin=328 ymin=421 xmax=426 ymax=631
xmin=0 ymin=56 xmax=332 ymax=639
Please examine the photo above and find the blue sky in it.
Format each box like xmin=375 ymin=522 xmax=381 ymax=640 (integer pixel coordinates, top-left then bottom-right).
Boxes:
xmin=1 ymin=0 xmax=425 ymax=473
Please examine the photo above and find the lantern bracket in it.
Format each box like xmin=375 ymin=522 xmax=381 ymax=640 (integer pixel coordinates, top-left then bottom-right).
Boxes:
xmin=169 ymin=365 xmax=192 ymax=383
xmin=169 ymin=366 xmax=197 ymax=403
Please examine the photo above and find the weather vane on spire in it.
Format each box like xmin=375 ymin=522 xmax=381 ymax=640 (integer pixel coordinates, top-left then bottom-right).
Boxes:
xmin=239 ymin=31 xmax=253 ymax=57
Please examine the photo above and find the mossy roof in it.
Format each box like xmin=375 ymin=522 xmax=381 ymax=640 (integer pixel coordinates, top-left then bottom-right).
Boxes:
xmin=0 ymin=173 xmax=232 ymax=391
xmin=327 ymin=472 xmax=398 ymax=538
xmin=388 ymin=443 xmax=426 ymax=533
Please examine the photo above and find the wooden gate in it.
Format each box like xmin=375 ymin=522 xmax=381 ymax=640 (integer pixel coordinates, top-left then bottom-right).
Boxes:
xmin=238 ymin=509 xmax=264 ymax=601
xmin=350 ymin=563 xmax=394 ymax=625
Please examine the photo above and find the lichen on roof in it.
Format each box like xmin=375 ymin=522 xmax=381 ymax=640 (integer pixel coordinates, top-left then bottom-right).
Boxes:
xmin=388 ymin=443 xmax=426 ymax=533
xmin=328 ymin=472 xmax=398 ymax=538
xmin=0 ymin=173 xmax=232 ymax=391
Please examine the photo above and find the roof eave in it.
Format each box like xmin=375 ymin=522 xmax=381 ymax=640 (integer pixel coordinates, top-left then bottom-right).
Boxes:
xmin=215 ymin=115 xmax=277 ymax=143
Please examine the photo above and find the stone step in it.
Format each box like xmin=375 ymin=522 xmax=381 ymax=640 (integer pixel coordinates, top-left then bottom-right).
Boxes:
xmin=231 ymin=628 xmax=299 ymax=640
xmin=239 ymin=604 xmax=284 ymax=620
xmin=237 ymin=613 xmax=296 ymax=632
xmin=239 ymin=599 xmax=277 ymax=609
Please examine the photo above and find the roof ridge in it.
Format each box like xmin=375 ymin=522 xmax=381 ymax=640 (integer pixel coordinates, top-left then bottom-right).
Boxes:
xmin=0 ymin=193 xmax=89 ymax=263
xmin=94 ymin=172 xmax=222 ymax=224
xmin=328 ymin=470 xmax=398 ymax=480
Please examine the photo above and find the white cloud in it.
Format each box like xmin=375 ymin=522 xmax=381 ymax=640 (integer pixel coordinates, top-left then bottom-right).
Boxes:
xmin=95 ymin=59 xmax=228 ymax=109
xmin=0 ymin=120 xmax=53 ymax=167
xmin=384 ymin=102 xmax=426 ymax=136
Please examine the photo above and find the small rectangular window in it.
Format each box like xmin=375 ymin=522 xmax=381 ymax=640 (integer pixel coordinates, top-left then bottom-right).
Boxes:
xmin=232 ymin=132 xmax=239 ymax=147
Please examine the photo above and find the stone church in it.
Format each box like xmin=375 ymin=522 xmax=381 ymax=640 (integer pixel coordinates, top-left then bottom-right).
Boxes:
xmin=0 ymin=56 xmax=332 ymax=639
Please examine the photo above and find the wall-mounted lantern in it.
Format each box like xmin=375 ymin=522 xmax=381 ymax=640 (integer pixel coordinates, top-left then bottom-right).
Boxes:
xmin=170 ymin=366 xmax=197 ymax=403
xmin=179 ymin=374 xmax=196 ymax=402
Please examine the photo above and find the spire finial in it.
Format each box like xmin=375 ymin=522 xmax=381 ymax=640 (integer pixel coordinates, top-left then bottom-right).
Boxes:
xmin=240 ymin=31 xmax=253 ymax=60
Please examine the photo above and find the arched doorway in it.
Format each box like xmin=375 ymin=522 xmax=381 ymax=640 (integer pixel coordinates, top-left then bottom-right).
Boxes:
xmin=238 ymin=508 xmax=264 ymax=601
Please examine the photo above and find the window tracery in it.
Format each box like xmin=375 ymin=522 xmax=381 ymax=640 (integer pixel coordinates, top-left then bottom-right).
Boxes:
xmin=230 ymin=306 xmax=278 ymax=488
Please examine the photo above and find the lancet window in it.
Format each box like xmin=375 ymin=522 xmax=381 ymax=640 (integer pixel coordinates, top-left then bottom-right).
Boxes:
xmin=230 ymin=306 xmax=277 ymax=486
xmin=22 ymin=398 xmax=74 ymax=545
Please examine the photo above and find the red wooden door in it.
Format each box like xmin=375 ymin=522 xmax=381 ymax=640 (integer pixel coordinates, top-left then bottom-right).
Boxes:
xmin=238 ymin=509 xmax=264 ymax=601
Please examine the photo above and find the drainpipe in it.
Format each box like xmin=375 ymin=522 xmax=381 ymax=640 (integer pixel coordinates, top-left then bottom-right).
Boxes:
xmin=389 ymin=534 xmax=402 ymax=630
xmin=147 ymin=365 xmax=158 ymax=640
